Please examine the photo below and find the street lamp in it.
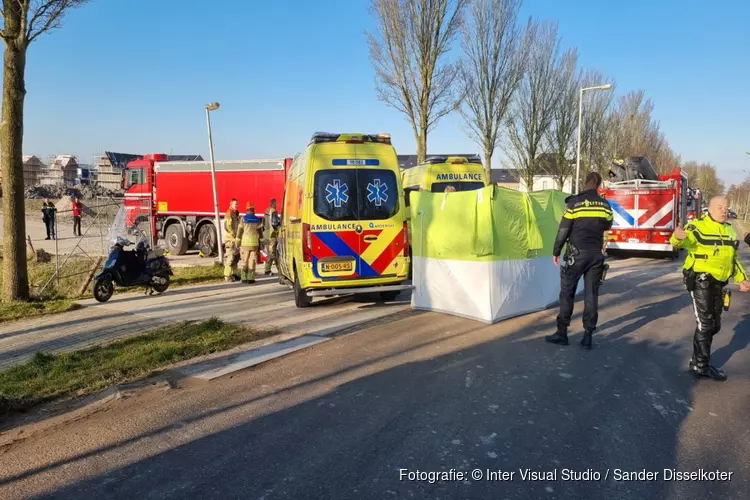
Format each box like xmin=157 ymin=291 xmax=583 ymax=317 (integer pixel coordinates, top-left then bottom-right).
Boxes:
xmin=205 ymin=101 xmax=223 ymax=263
xmin=575 ymin=83 xmax=613 ymax=193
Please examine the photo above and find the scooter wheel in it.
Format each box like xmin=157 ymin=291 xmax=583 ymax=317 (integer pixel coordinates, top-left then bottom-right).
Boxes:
xmin=93 ymin=277 xmax=114 ymax=303
xmin=151 ymin=274 xmax=170 ymax=294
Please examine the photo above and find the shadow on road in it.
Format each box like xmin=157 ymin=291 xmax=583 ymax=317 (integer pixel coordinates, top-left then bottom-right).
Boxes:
xmin=6 ymin=311 xmax=707 ymax=500
xmin=712 ymin=314 xmax=750 ymax=368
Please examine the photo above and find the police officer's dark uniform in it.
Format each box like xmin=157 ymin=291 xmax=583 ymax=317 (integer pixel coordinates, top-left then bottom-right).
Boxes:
xmin=670 ymin=211 xmax=748 ymax=381
xmin=546 ymin=173 xmax=613 ymax=349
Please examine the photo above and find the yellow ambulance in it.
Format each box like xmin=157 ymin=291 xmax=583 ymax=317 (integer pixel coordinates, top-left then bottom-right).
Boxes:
xmin=277 ymin=132 xmax=412 ymax=308
xmin=400 ymin=155 xmax=486 ymax=275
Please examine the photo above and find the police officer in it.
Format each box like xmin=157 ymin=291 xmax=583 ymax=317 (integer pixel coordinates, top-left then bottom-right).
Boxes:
xmin=671 ymin=195 xmax=750 ymax=381
xmin=546 ymin=172 xmax=613 ymax=350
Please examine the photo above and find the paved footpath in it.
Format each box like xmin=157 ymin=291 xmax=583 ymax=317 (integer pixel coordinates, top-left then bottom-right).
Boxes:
xmin=0 ymin=274 xmax=410 ymax=370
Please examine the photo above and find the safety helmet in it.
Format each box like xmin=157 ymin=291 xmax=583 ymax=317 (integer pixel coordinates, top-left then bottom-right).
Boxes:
xmin=246 ymin=201 xmax=255 ymax=210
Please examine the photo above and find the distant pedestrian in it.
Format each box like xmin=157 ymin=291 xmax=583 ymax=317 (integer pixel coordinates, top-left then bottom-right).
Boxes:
xmin=41 ymin=199 xmax=56 ymax=240
xmin=72 ymin=196 xmax=83 ymax=236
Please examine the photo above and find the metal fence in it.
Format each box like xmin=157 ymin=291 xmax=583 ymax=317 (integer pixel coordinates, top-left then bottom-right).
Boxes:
xmin=33 ymin=196 xmax=153 ymax=298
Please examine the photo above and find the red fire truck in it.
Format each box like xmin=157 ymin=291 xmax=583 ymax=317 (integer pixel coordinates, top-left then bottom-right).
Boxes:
xmin=601 ymin=166 xmax=688 ymax=258
xmin=122 ymin=153 xmax=292 ymax=256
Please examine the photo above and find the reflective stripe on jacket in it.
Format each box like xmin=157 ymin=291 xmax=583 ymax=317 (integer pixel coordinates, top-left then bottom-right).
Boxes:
xmin=553 ymin=189 xmax=613 ymax=257
xmin=670 ymin=215 xmax=748 ymax=283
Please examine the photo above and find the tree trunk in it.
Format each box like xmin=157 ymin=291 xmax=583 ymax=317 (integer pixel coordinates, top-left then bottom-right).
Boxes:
xmin=416 ymin=129 xmax=427 ymax=165
xmin=1 ymin=45 xmax=30 ymax=301
xmin=484 ymin=149 xmax=492 ymax=186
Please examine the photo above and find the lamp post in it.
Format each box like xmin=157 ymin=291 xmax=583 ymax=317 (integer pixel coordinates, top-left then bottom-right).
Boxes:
xmin=575 ymin=83 xmax=613 ymax=193
xmin=205 ymin=101 xmax=223 ymax=263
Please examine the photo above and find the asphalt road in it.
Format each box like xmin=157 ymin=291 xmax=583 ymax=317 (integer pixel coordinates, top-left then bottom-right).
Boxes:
xmin=0 ymin=254 xmax=749 ymax=500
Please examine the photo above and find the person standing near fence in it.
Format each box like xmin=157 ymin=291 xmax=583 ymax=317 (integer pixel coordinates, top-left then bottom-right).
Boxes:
xmin=42 ymin=199 xmax=57 ymax=240
xmin=72 ymin=196 xmax=83 ymax=236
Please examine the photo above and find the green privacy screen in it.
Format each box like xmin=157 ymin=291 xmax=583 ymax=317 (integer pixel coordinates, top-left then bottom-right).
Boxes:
xmin=409 ymin=186 xmax=568 ymax=261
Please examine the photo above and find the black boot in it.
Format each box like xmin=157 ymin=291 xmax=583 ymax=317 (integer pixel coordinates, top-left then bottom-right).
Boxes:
xmin=690 ymin=362 xmax=727 ymax=381
xmin=545 ymin=329 xmax=569 ymax=345
xmin=580 ymin=330 xmax=593 ymax=350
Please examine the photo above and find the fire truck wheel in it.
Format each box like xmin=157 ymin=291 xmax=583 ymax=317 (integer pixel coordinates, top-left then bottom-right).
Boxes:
xmin=197 ymin=224 xmax=217 ymax=256
xmin=165 ymin=224 xmax=189 ymax=256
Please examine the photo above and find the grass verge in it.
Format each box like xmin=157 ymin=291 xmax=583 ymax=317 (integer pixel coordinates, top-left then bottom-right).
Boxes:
xmin=0 ymin=299 xmax=80 ymax=324
xmin=0 ymin=317 xmax=278 ymax=416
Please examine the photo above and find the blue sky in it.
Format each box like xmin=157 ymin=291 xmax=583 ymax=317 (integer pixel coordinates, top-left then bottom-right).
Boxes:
xmin=22 ymin=0 xmax=750 ymax=185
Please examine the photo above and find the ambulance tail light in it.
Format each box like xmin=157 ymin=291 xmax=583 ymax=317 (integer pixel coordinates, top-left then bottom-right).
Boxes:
xmin=403 ymin=221 xmax=409 ymax=249
xmin=302 ymin=223 xmax=312 ymax=262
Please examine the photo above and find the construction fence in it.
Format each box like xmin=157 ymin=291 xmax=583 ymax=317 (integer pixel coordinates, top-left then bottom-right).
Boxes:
xmin=31 ymin=196 xmax=154 ymax=299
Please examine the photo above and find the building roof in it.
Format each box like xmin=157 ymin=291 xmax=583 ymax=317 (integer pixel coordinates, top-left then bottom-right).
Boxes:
xmin=397 ymin=154 xmax=479 ymax=170
xmin=491 ymin=169 xmax=518 ymax=183
xmin=103 ymin=152 xmax=205 ymax=170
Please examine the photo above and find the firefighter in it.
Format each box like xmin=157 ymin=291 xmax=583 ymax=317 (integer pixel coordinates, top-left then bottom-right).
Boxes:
xmin=237 ymin=201 xmax=263 ymax=284
xmin=670 ymin=196 xmax=750 ymax=381
xmin=223 ymin=198 xmax=241 ymax=283
xmin=263 ymin=197 xmax=280 ymax=275
xmin=546 ymin=172 xmax=613 ymax=350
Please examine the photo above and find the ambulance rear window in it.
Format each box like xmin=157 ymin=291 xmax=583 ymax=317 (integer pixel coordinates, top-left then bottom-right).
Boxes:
xmin=431 ymin=181 xmax=484 ymax=193
xmin=314 ymin=169 xmax=399 ymax=221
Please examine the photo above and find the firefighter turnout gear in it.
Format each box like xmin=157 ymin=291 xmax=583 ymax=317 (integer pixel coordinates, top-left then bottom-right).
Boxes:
xmin=263 ymin=203 xmax=280 ymax=275
xmin=237 ymin=208 xmax=262 ymax=283
xmin=670 ymin=215 xmax=748 ymax=380
xmin=224 ymin=207 xmax=241 ymax=281
xmin=547 ymin=189 xmax=613 ymax=349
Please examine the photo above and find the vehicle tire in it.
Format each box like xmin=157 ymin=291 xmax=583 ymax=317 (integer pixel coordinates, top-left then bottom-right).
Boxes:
xmin=293 ymin=267 xmax=311 ymax=308
xmin=197 ymin=223 xmax=217 ymax=257
xmin=93 ymin=276 xmax=114 ymax=303
xmin=165 ymin=223 xmax=189 ymax=255
xmin=380 ymin=290 xmax=400 ymax=302
xmin=151 ymin=274 xmax=170 ymax=294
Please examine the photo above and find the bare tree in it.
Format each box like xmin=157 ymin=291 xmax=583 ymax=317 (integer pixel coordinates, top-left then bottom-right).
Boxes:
xmin=578 ymin=69 xmax=614 ymax=176
xmin=545 ymin=51 xmax=580 ymax=191
xmin=505 ymin=21 xmax=572 ymax=191
xmin=1 ymin=0 xmax=90 ymax=301
xmin=458 ymin=0 xmax=531 ymax=182
xmin=367 ymin=0 xmax=468 ymax=163
xmin=682 ymin=160 xmax=725 ymax=202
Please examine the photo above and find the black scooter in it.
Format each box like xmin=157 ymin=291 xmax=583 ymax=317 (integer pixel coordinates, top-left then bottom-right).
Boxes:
xmin=93 ymin=238 xmax=173 ymax=303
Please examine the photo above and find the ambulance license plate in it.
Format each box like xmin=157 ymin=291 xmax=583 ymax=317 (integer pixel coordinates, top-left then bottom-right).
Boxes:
xmin=322 ymin=262 xmax=353 ymax=272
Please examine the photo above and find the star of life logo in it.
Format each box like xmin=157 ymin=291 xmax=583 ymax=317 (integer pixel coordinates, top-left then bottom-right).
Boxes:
xmin=325 ymin=180 xmax=349 ymax=208
xmin=366 ymin=179 xmax=389 ymax=207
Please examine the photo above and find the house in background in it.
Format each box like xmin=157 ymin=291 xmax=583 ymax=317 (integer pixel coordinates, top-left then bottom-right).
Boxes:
xmin=21 ymin=155 xmax=45 ymax=186
xmin=94 ymin=151 xmax=205 ymax=192
xmin=490 ymin=169 xmax=520 ymax=190
xmin=38 ymin=154 xmax=78 ymax=186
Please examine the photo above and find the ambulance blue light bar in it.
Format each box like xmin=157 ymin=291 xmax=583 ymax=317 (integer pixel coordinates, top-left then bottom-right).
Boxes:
xmin=332 ymin=159 xmax=381 ymax=166
xmin=309 ymin=132 xmax=392 ymax=145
